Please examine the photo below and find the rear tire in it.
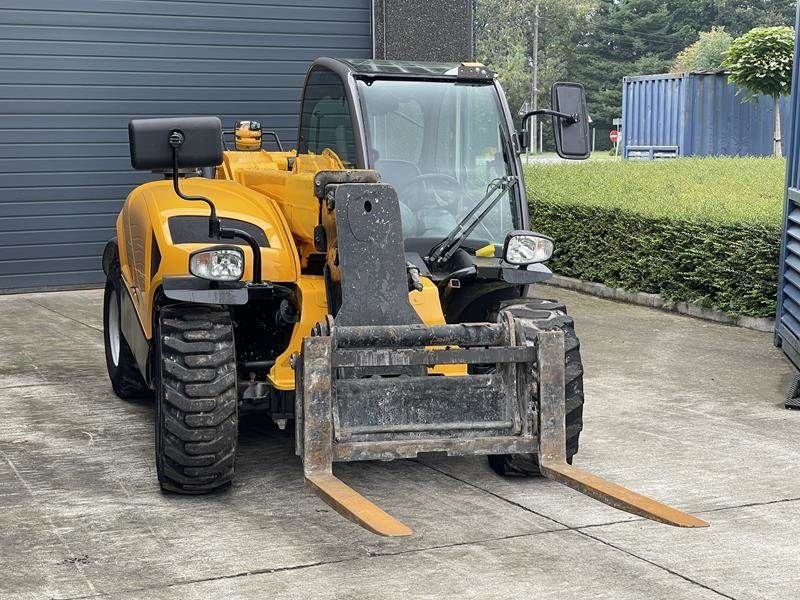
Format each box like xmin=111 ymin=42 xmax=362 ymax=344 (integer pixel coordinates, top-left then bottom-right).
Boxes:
xmin=155 ymin=304 xmax=238 ymax=494
xmin=486 ymin=298 xmax=585 ymax=477
xmin=103 ymin=262 xmax=150 ymax=400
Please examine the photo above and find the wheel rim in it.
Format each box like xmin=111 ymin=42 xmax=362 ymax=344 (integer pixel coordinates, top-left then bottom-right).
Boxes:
xmin=108 ymin=289 xmax=121 ymax=366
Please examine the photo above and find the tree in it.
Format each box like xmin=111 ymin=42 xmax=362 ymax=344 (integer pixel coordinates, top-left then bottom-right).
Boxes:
xmin=671 ymin=27 xmax=734 ymax=72
xmin=571 ymin=0 xmax=796 ymax=149
xmin=475 ymin=0 xmax=594 ymax=149
xmin=474 ymin=0 xmax=797 ymax=151
xmin=571 ymin=0 xmax=706 ymax=148
xmin=708 ymin=0 xmax=796 ymax=37
xmin=723 ymin=26 xmax=794 ymax=156
xmin=475 ymin=0 xmax=530 ymax=119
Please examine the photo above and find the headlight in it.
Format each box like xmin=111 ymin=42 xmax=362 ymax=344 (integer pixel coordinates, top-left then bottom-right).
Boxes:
xmin=189 ymin=247 xmax=244 ymax=281
xmin=503 ymin=231 xmax=554 ymax=265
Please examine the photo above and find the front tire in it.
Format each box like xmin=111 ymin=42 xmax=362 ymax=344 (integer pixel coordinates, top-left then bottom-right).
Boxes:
xmin=103 ymin=262 xmax=150 ymax=400
xmin=155 ymin=305 xmax=238 ymax=494
xmin=487 ymin=298 xmax=585 ymax=477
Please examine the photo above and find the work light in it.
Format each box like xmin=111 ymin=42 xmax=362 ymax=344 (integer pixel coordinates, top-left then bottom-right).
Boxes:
xmin=189 ymin=247 xmax=244 ymax=281
xmin=503 ymin=231 xmax=554 ymax=265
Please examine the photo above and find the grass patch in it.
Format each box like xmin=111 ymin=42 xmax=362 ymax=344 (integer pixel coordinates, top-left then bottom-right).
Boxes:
xmin=525 ymin=157 xmax=784 ymax=226
xmin=524 ymin=157 xmax=785 ymax=318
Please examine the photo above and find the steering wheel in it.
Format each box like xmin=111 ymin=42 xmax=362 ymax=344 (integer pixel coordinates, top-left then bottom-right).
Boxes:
xmin=394 ymin=173 xmax=462 ymax=238
xmin=397 ymin=173 xmax=498 ymax=241
xmin=398 ymin=173 xmax=462 ymax=203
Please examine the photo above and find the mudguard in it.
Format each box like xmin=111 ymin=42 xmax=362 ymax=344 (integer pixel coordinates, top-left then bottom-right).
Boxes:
xmin=101 ymin=238 xmax=119 ymax=276
xmin=114 ymin=177 xmax=301 ymax=339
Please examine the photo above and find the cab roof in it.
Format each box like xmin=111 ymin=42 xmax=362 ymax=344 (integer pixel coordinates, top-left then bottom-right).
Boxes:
xmin=338 ymin=58 xmax=461 ymax=76
xmin=320 ymin=58 xmax=494 ymax=81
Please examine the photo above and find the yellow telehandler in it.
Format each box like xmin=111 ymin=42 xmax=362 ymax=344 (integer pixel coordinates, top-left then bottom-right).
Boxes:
xmin=102 ymin=58 xmax=707 ymax=535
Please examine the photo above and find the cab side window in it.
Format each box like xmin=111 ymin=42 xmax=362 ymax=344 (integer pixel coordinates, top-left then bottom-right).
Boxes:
xmin=298 ymin=68 xmax=357 ymax=167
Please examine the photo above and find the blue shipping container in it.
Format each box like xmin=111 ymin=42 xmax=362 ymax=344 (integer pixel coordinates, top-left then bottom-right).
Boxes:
xmin=621 ymin=72 xmax=791 ymax=159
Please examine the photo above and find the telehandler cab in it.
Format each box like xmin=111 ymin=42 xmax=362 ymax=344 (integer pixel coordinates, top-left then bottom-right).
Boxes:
xmin=103 ymin=58 xmax=707 ymax=535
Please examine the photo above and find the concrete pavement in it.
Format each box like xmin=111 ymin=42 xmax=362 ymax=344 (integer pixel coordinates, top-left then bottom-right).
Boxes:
xmin=0 ymin=286 xmax=797 ymax=599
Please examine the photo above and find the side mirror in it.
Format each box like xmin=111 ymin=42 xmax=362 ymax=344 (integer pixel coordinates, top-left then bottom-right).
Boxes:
xmin=551 ymin=82 xmax=590 ymax=160
xmin=128 ymin=116 xmax=223 ymax=171
xmin=518 ymin=83 xmax=590 ymax=159
xmin=127 ymin=116 xmax=268 ymax=282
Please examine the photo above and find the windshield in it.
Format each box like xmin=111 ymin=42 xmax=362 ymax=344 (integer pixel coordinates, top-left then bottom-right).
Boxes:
xmin=356 ymin=79 xmax=521 ymax=243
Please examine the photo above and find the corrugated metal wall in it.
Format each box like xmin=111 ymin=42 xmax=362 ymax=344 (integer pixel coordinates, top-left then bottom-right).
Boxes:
xmin=776 ymin=6 xmax=800 ymax=369
xmin=622 ymin=72 xmax=791 ymax=159
xmin=621 ymin=74 xmax=685 ymax=154
xmin=0 ymin=0 xmax=372 ymax=291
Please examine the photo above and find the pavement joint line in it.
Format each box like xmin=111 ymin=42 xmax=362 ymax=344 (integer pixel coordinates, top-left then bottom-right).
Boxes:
xmin=695 ymin=495 xmax=800 ymax=515
xmin=49 ymin=557 xmax=360 ymax=600
xmin=576 ymin=495 xmax=800 ymax=526
xmin=25 ymin=298 xmax=103 ymax=333
xmin=416 ymin=460 xmax=737 ymax=599
xmin=545 ymin=497 xmax=800 ymax=530
xmin=46 ymin=493 xmax=748 ymax=600
xmin=365 ymin=527 xmax=574 ymax=558
xmin=414 ymin=459 xmax=647 ymax=531
xmin=414 ymin=459 xmax=573 ymax=529
xmin=14 ymin=455 xmax=788 ymax=600
xmin=576 ymin=529 xmax=738 ymax=600
xmin=49 ymin=525 xmax=673 ymax=600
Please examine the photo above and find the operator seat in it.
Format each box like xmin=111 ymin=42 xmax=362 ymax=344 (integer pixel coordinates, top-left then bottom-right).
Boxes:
xmin=373 ymin=159 xmax=422 ymax=236
xmin=373 ymin=159 xmax=420 ymax=187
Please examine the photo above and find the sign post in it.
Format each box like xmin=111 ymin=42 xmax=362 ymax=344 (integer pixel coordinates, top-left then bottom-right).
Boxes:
xmin=612 ymin=118 xmax=622 ymax=157
xmin=609 ymin=130 xmax=620 ymax=156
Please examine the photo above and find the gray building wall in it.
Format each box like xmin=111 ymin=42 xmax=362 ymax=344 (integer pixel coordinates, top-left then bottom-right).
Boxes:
xmin=1 ymin=1 xmax=475 ymax=291
xmin=0 ymin=0 xmax=372 ymax=291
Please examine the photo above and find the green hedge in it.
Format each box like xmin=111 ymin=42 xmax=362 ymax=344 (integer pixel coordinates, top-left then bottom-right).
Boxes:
xmin=525 ymin=157 xmax=784 ymax=225
xmin=525 ymin=159 xmax=783 ymax=318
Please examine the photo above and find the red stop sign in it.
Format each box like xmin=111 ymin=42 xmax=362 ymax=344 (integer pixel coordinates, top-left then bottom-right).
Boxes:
xmin=609 ymin=129 xmax=620 ymax=143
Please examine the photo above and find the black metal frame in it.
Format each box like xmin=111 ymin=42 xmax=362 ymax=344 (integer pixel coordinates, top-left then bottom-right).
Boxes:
xmin=297 ymin=319 xmax=709 ymax=534
xmin=221 ymin=128 xmax=285 ymax=152
xmin=296 ymin=312 xmax=540 ymax=465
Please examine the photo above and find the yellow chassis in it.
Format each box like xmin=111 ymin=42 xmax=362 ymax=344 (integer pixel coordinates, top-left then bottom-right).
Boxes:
xmin=114 ymin=147 xmax=459 ymax=390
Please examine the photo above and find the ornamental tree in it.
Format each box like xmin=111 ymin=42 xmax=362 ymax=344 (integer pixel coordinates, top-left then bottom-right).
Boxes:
xmin=672 ymin=27 xmax=734 ymax=73
xmin=723 ymin=26 xmax=794 ymax=156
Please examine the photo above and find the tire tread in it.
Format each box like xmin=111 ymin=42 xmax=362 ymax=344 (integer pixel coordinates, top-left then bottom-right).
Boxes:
xmin=487 ymin=297 xmax=585 ymax=477
xmin=156 ymin=305 xmax=238 ymax=494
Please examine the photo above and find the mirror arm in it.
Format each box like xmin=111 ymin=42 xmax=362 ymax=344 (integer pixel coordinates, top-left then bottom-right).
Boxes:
xmin=521 ymin=109 xmax=579 ymax=131
xmin=169 ymin=130 xmax=221 ymax=238
xmin=169 ymin=129 xmax=262 ymax=284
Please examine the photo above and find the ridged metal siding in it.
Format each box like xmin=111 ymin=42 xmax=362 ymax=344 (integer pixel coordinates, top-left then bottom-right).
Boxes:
xmin=621 ymin=74 xmax=685 ymax=153
xmin=622 ymin=72 xmax=791 ymax=158
xmin=0 ymin=0 xmax=372 ymax=291
xmin=776 ymin=6 xmax=800 ymax=367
